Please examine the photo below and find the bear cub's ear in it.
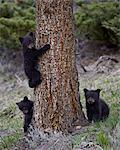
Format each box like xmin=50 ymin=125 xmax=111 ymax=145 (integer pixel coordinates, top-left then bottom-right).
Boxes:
xmin=29 ymin=32 xmax=34 ymax=37
xmin=16 ymin=102 xmax=18 ymax=105
xmin=16 ymin=102 xmax=20 ymax=107
xmin=19 ymin=37 xmax=23 ymax=43
xmin=23 ymin=96 xmax=28 ymax=101
xmin=84 ymin=88 xmax=88 ymax=93
xmin=96 ymin=89 xmax=101 ymax=93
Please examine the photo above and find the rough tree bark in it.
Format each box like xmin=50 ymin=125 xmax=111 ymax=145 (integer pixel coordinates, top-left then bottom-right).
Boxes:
xmin=34 ymin=0 xmax=86 ymax=133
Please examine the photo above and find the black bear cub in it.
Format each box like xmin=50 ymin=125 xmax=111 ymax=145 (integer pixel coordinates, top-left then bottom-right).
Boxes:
xmin=19 ymin=32 xmax=50 ymax=88
xmin=16 ymin=96 xmax=33 ymax=133
xmin=84 ymin=89 xmax=109 ymax=123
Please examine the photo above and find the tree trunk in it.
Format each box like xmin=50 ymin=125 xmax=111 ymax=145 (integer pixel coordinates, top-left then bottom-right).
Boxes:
xmin=34 ymin=0 xmax=86 ymax=133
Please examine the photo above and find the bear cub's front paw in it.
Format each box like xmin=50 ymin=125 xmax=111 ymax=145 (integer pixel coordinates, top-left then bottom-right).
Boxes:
xmin=45 ymin=44 xmax=50 ymax=49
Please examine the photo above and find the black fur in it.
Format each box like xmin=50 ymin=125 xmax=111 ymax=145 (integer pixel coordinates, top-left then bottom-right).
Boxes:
xmin=84 ymin=88 xmax=109 ymax=123
xmin=19 ymin=32 xmax=50 ymax=88
xmin=16 ymin=96 xmax=33 ymax=132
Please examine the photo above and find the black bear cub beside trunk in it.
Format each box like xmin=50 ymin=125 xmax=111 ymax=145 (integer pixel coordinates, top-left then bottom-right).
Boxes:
xmin=19 ymin=32 xmax=50 ymax=88
xmin=84 ymin=89 xmax=109 ymax=123
xmin=16 ymin=96 xmax=33 ymax=133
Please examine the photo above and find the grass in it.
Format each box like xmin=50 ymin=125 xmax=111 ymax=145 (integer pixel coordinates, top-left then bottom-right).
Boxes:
xmin=96 ymin=131 xmax=110 ymax=150
xmin=72 ymin=74 xmax=120 ymax=150
xmin=0 ymin=132 xmax=22 ymax=150
xmin=0 ymin=72 xmax=29 ymax=150
xmin=0 ymin=104 xmax=23 ymax=150
xmin=0 ymin=70 xmax=120 ymax=149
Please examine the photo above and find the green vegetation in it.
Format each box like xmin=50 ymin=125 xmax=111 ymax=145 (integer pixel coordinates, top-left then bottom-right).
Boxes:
xmin=75 ymin=1 xmax=120 ymax=46
xmin=0 ymin=104 xmax=23 ymax=150
xmin=96 ymin=131 xmax=109 ymax=150
xmin=0 ymin=133 xmax=21 ymax=150
xmin=1 ymin=1 xmax=120 ymax=50
xmin=0 ymin=0 xmax=35 ymax=49
xmin=0 ymin=72 xmax=30 ymax=150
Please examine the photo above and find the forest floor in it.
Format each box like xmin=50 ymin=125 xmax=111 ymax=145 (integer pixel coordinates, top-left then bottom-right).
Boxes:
xmin=0 ymin=41 xmax=120 ymax=150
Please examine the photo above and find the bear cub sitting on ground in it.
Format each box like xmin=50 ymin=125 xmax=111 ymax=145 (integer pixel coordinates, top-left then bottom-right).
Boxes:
xmin=16 ymin=96 xmax=33 ymax=132
xmin=84 ymin=88 xmax=109 ymax=122
xmin=19 ymin=32 xmax=50 ymax=88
